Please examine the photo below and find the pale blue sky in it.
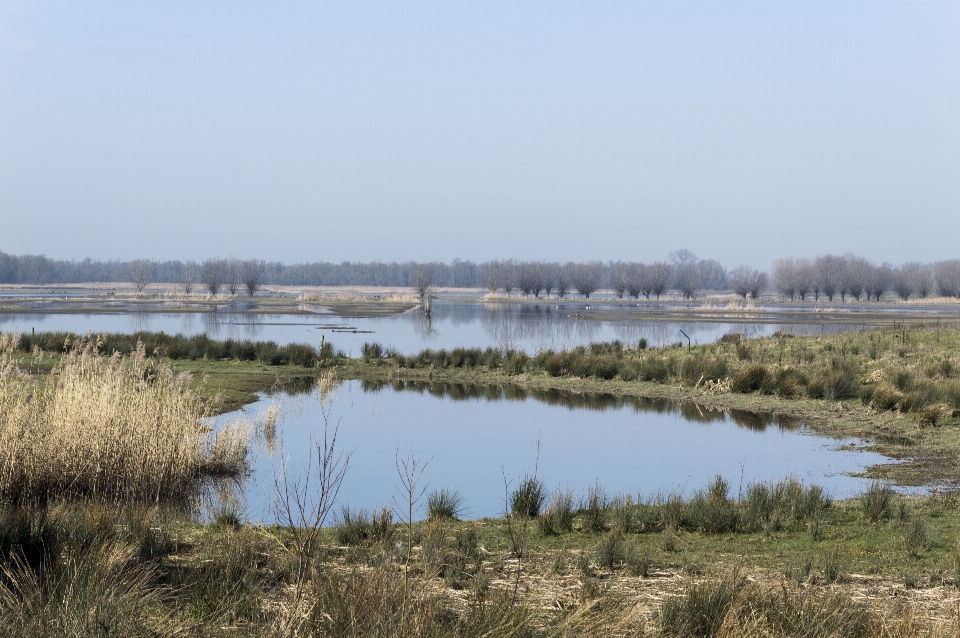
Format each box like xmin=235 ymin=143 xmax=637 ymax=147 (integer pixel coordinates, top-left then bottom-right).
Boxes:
xmin=1 ymin=1 xmax=958 ymax=268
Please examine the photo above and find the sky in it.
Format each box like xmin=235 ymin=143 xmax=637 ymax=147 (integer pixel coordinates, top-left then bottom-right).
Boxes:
xmin=1 ymin=1 xmax=958 ymax=269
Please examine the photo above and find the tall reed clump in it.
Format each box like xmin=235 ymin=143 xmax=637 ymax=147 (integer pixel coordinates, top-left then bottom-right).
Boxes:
xmin=0 ymin=334 xmax=248 ymax=506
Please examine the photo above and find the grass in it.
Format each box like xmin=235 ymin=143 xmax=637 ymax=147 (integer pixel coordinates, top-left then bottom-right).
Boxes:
xmin=8 ymin=327 xmax=960 ymax=631
xmin=510 ymin=475 xmax=546 ymax=517
xmin=427 ymin=488 xmax=466 ymax=521
xmin=3 ymin=464 xmax=960 ymax=633
xmin=16 ymin=330 xmax=343 ymax=368
xmin=351 ymin=324 xmax=960 ymax=427
xmin=12 ymin=323 xmax=960 ymax=485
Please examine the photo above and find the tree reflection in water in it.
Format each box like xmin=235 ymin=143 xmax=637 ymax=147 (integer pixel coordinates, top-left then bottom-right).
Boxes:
xmin=316 ymin=378 xmax=804 ymax=433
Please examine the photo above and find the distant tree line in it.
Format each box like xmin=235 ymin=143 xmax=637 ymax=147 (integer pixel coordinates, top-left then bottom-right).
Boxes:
xmin=770 ymin=255 xmax=960 ymax=302
xmin=1 ymin=249 xmax=959 ymax=301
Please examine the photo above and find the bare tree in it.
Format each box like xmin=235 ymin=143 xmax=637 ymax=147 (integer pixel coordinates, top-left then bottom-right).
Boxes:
xmin=625 ymin=262 xmax=645 ymax=299
xmin=610 ymin=261 xmax=629 ymax=299
xmin=898 ymin=262 xmax=932 ymax=299
xmin=534 ymin=262 xmax=551 ymax=298
xmin=516 ymin=262 xmax=540 ymax=297
xmin=201 ymin=259 xmax=224 ymax=295
xmin=674 ymin=262 xmax=701 ymax=300
xmin=669 ymin=248 xmax=698 ymax=265
xmin=646 ymin=261 xmax=672 ymax=300
xmin=749 ymin=271 xmax=768 ymax=300
xmin=554 ymin=262 xmax=573 ymax=299
xmin=500 ymin=261 xmax=517 ymax=297
xmin=573 ymin=261 xmax=604 ymax=299
xmin=243 ymin=259 xmax=264 ymax=296
xmin=182 ymin=260 xmax=197 ymax=294
xmin=772 ymin=258 xmax=798 ymax=300
xmin=914 ymin=264 xmax=933 ymax=298
xmin=795 ymin=258 xmax=813 ymax=300
xmin=934 ymin=260 xmax=960 ymax=298
xmin=226 ymin=256 xmax=241 ymax=295
xmin=481 ymin=261 xmax=502 ymax=295
xmin=538 ymin=262 xmax=555 ymax=298
xmin=892 ymin=263 xmax=915 ymax=300
xmin=865 ymin=263 xmax=892 ymax=301
xmin=728 ymin=265 xmax=754 ymax=299
xmin=728 ymin=265 xmax=766 ymax=300
xmin=815 ymin=255 xmax=843 ymax=302
xmin=411 ymin=263 xmax=434 ymax=301
xmin=843 ymin=255 xmax=871 ymax=301
xmin=696 ymin=259 xmax=728 ymax=291
xmin=128 ymin=259 xmax=152 ymax=294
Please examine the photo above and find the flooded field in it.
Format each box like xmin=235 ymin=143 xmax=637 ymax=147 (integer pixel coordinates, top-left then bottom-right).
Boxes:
xmin=0 ymin=299 xmax=878 ymax=355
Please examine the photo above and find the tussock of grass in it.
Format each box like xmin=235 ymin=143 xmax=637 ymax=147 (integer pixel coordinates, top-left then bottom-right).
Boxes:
xmin=510 ymin=475 xmax=546 ymax=518
xmin=427 ymin=488 xmax=466 ymax=521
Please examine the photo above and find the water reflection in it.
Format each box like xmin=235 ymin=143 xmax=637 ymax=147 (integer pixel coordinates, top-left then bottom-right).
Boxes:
xmin=224 ymin=379 xmax=893 ymax=521
xmin=1 ymin=300 xmax=876 ymax=356
xmin=341 ymin=379 xmax=801 ymax=432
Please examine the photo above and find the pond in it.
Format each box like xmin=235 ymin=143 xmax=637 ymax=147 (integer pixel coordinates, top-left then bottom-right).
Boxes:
xmin=0 ymin=301 xmax=864 ymax=356
xmin=218 ymin=380 xmax=895 ymax=523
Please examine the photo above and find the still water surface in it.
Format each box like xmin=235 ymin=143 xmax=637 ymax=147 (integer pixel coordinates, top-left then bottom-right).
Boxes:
xmin=220 ymin=380 xmax=893 ymax=523
xmin=0 ymin=301 xmax=861 ymax=355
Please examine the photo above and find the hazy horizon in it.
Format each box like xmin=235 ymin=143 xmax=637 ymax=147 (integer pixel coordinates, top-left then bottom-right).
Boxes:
xmin=2 ymin=1 xmax=958 ymax=268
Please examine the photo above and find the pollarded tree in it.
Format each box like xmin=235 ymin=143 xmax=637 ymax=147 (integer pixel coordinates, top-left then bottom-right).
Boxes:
xmin=500 ymin=260 xmax=517 ymax=297
xmin=646 ymin=261 xmax=672 ymax=300
xmin=865 ymin=263 xmax=892 ymax=301
xmin=697 ymin=259 xmax=728 ymax=291
xmin=892 ymin=263 xmax=919 ymax=301
xmin=517 ymin=261 xmax=548 ymax=298
xmin=610 ymin=261 xmax=629 ymax=299
xmin=554 ymin=262 xmax=574 ymax=299
xmin=749 ymin=272 xmax=768 ymax=300
xmin=772 ymin=258 xmax=797 ymax=300
xmin=536 ymin=262 xmax=553 ymax=298
xmin=625 ymin=262 xmax=645 ymax=299
xmin=243 ymin=259 xmax=264 ymax=296
xmin=674 ymin=262 xmax=701 ymax=300
xmin=796 ymin=259 xmax=814 ymax=301
xmin=815 ymin=255 xmax=844 ymax=302
xmin=538 ymin=262 xmax=556 ymax=298
xmin=481 ymin=261 xmax=502 ymax=295
xmin=795 ymin=258 xmax=813 ymax=301
xmin=729 ymin=266 xmax=768 ymax=300
xmin=573 ymin=261 xmax=604 ymax=299
xmin=907 ymin=262 xmax=933 ymax=299
xmin=201 ymin=259 xmax=224 ymax=295
xmin=515 ymin=262 xmax=535 ymax=297
xmin=728 ymin=265 xmax=755 ymax=299
xmin=226 ymin=256 xmax=241 ymax=295
xmin=842 ymin=255 xmax=871 ymax=302
xmin=934 ymin=260 xmax=960 ymax=299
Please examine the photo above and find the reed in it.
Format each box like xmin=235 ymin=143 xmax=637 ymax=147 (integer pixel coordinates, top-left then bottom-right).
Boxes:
xmin=0 ymin=334 xmax=248 ymax=506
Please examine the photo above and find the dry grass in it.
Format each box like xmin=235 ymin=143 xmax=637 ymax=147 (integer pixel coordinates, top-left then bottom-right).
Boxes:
xmin=297 ymin=290 xmax=418 ymax=304
xmin=0 ymin=333 xmax=248 ymax=505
